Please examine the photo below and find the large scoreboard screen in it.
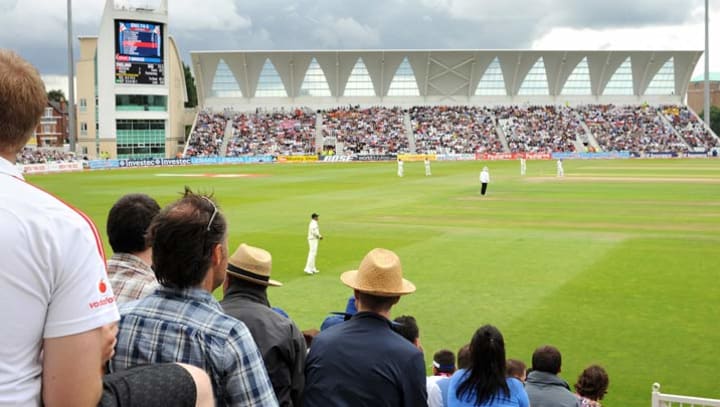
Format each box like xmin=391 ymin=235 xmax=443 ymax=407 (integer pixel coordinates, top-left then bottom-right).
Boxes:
xmin=115 ymin=20 xmax=164 ymax=85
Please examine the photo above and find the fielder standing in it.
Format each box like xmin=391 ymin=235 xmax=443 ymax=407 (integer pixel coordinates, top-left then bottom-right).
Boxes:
xmin=397 ymin=158 xmax=404 ymax=178
xmin=520 ymin=157 xmax=527 ymax=176
xmin=304 ymin=213 xmax=323 ymax=275
xmin=556 ymin=159 xmax=564 ymax=177
xmin=424 ymin=158 xmax=432 ymax=176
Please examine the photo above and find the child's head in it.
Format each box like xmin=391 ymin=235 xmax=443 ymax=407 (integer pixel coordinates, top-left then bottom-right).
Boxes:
xmin=506 ymin=359 xmax=527 ymax=382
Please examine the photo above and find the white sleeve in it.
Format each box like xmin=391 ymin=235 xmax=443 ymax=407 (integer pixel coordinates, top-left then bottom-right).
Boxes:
xmin=44 ymin=215 xmax=119 ymax=338
xmin=428 ymin=382 xmax=443 ymax=407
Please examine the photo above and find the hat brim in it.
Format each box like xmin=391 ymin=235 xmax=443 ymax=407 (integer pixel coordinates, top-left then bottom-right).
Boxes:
xmin=226 ymin=269 xmax=282 ymax=287
xmin=340 ymin=270 xmax=416 ymax=296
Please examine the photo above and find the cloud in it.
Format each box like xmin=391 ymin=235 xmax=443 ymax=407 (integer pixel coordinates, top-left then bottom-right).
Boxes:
xmin=311 ymin=17 xmax=381 ymax=48
xmin=169 ymin=0 xmax=251 ymax=31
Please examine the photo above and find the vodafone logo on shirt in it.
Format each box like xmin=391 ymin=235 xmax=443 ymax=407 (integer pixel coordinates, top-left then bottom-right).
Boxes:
xmin=89 ymin=279 xmax=115 ymax=309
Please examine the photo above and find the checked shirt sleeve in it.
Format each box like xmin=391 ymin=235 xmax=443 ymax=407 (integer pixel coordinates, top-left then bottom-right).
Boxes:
xmin=223 ymin=324 xmax=279 ymax=406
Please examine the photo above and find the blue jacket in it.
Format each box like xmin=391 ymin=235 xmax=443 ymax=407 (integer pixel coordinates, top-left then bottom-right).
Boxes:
xmin=303 ymin=311 xmax=428 ymax=407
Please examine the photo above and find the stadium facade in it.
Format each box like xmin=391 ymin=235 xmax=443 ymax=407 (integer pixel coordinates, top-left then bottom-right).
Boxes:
xmin=191 ymin=50 xmax=702 ymax=110
xmin=76 ymin=0 xmax=188 ymax=159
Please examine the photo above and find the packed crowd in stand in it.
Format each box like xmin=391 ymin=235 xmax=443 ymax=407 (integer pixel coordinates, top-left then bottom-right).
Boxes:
xmin=322 ymin=106 xmax=408 ymax=154
xmin=185 ymin=104 xmax=717 ymax=158
xmin=411 ymin=106 xmax=504 ymax=154
xmin=661 ymin=105 xmax=720 ymax=151
xmin=226 ymin=109 xmax=316 ymax=156
xmin=577 ymin=104 xmax=687 ymax=153
xmin=185 ymin=111 xmax=227 ymax=157
xmin=497 ymin=105 xmax=586 ymax=153
xmin=15 ymin=147 xmax=77 ymax=164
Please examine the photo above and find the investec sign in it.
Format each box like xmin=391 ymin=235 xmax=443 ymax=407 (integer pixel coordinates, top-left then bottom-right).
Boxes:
xmin=118 ymin=158 xmax=192 ymax=167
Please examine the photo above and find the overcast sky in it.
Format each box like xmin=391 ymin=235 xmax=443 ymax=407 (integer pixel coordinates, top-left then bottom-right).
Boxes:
xmin=1 ymin=0 xmax=717 ymax=94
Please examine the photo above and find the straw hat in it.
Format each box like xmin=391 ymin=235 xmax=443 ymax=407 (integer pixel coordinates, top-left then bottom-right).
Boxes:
xmin=226 ymin=243 xmax=282 ymax=287
xmin=340 ymin=248 xmax=415 ymax=296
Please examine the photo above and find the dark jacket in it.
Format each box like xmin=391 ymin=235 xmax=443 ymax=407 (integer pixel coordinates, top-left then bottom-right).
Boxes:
xmin=303 ymin=311 xmax=428 ymax=407
xmin=525 ymin=370 xmax=580 ymax=407
xmin=221 ymin=281 xmax=306 ymax=407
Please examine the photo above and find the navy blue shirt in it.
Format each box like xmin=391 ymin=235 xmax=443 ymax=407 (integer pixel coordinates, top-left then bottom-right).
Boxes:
xmin=303 ymin=311 xmax=428 ymax=407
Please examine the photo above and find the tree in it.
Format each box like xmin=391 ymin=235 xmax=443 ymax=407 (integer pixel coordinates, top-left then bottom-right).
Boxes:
xmin=47 ymin=89 xmax=66 ymax=103
xmin=698 ymin=105 xmax=720 ymax=136
xmin=183 ymin=63 xmax=198 ymax=108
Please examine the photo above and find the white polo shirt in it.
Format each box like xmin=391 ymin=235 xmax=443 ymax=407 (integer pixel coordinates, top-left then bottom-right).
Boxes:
xmin=0 ymin=157 xmax=119 ymax=405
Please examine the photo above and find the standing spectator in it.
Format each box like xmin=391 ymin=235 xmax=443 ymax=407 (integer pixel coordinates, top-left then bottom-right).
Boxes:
xmin=574 ymin=365 xmax=609 ymax=407
xmin=0 ymin=49 xmax=211 ymax=407
xmin=425 ymin=158 xmax=432 ymax=176
xmin=447 ymin=325 xmax=529 ymax=407
xmin=427 ymin=349 xmax=456 ymax=407
xmin=110 ymin=189 xmax=278 ymax=406
xmin=221 ymin=243 xmax=307 ymax=407
xmin=398 ymin=158 xmax=404 ymax=177
xmin=304 ymin=213 xmax=323 ymax=275
xmin=525 ymin=345 xmax=579 ymax=407
xmin=106 ymin=193 xmax=161 ymax=303
xmin=480 ymin=166 xmax=490 ymax=196
xmin=304 ymin=248 xmax=426 ymax=407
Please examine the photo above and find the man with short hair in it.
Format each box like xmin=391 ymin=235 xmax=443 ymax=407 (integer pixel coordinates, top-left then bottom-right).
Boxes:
xmin=525 ymin=345 xmax=579 ymax=407
xmin=304 ymin=248 xmax=427 ymax=407
xmin=0 ymin=49 xmax=210 ymax=407
xmin=426 ymin=349 xmax=456 ymax=407
xmin=303 ymin=213 xmax=322 ymax=275
xmin=221 ymin=243 xmax=306 ymax=406
xmin=110 ymin=190 xmax=278 ymax=406
xmin=393 ymin=315 xmax=422 ymax=351
xmin=106 ymin=193 xmax=161 ymax=303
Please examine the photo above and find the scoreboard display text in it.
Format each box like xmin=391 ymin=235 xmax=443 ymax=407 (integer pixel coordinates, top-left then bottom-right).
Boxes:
xmin=115 ymin=20 xmax=165 ymax=85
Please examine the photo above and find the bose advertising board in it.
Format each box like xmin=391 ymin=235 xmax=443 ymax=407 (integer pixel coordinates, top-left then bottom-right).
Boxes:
xmin=114 ymin=20 xmax=164 ymax=85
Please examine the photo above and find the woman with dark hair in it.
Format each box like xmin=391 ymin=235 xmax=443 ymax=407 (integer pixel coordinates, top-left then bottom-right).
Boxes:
xmin=574 ymin=365 xmax=609 ymax=406
xmin=447 ymin=325 xmax=529 ymax=407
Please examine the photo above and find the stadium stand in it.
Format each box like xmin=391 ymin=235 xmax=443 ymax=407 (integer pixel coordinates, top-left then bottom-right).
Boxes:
xmin=16 ymin=148 xmax=78 ymax=164
xmin=410 ymin=106 xmax=504 ymax=154
xmin=321 ymin=106 xmax=409 ymax=155
xmin=183 ymin=104 xmax=717 ymax=157
xmin=185 ymin=111 xmax=227 ymax=157
xmin=226 ymin=108 xmax=316 ymax=156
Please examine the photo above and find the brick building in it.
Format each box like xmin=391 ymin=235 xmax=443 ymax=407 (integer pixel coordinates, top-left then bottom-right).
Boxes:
xmin=34 ymin=100 xmax=69 ymax=147
xmin=687 ymin=73 xmax=720 ymax=114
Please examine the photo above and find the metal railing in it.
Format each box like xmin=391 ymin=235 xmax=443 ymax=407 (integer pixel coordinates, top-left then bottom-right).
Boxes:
xmin=652 ymin=383 xmax=720 ymax=407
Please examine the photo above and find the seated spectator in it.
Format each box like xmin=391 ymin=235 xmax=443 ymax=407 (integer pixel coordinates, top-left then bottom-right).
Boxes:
xmin=319 ymin=296 xmax=357 ymax=331
xmin=106 ymin=193 xmax=161 ymax=303
xmin=457 ymin=344 xmax=471 ymax=370
xmin=427 ymin=349 xmax=456 ymax=407
xmin=304 ymin=248 xmax=426 ymax=407
xmin=15 ymin=147 xmax=77 ymax=164
xmin=393 ymin=315 xmax=422 ymax=350
xmin=506 ymin=359 xmax=527 ymax=382
xmin=109 ymin=189 xmax=277 ymax=406
xmin=525 ymin=345 xmax=579 ymax=407
xmin=496 ymin=105 xmax=584 ymax=153
xmin=411 ymin=105 xmax=504 ymax=154
xmin=574 ymin=365 xmax=609 ymax=407
xmin=447 ymin=325 xmax=529 ymax=407
xmin=221 ymin=243 xmax=306 ymax=407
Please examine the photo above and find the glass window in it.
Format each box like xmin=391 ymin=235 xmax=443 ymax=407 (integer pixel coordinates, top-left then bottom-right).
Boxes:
xmin=80 ymin=98 xmax=87 ymax=112
xmin=344 ymin=58 xmax=375 ymax=97
xmin=80 ymin=122 xmax=88 ymax=135
xmin=475 ymin=58 xmax=506 ymax=96
xmin=115 ymin=119 xmax=166 ymax=159
xmin=604 ymin=57 xmax=634 ymax=96
xmin=115 ymin=95 xmax=167 ymax=111
xmin=211 ymin=59 xmax=243 ymax=98
xmin=645 ymin=58 xmax=675 ymax=96
xmin=561 ymin=57 xmax=592 ymax=96
xmin=518 ymin=57 xmax=549 ymax=96
xmin=44 ymin=107 xmax=54 ymax=118
xmin=255 ymin=59 xmax=287 ymax=97
xmin=299 ymin=58 xmax=331 ymax=97
xmin=387 ymin=58 xmax=419 ymax=96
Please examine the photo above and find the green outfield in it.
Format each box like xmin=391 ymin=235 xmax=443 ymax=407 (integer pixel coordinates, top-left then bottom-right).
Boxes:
xmin=29 ymin=159 xmax=720 ymax=406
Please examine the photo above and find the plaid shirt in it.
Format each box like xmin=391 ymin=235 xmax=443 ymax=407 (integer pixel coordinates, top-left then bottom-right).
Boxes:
xmin=107 ymin=253 xmax=159 ymax=304
xmin=110 ymin=287 xmax=278 ymax=407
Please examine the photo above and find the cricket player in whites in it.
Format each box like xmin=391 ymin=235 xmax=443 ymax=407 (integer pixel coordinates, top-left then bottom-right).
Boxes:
xmin=397 ymin=158 xmax=404 ymax=177
xmin=556 ymin=159 xmax=564 ymax=177
xmin=424 ymin=158 xmax=432 ymax=176
xmin=520 ymin=157 xmax=527 ymax=176
xmin=304 ymin=213 xmax=323 ymax=275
